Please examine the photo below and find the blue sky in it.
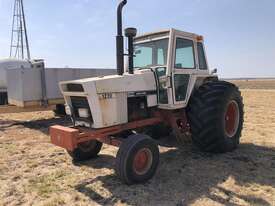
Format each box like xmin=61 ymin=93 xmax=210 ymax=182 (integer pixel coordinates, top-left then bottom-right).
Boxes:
xmin=0 ymin=0 xmax=274 ymax=78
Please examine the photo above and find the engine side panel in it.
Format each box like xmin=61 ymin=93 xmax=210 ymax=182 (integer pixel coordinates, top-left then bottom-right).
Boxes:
xmin=95 ymin=72 xmax=156 ymax=93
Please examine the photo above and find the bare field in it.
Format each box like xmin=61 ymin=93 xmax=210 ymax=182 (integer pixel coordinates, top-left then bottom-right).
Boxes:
xmin=1 ymin=81 xmax=275 ymax=206
xmin=229 ymin=79 xmax=275 ymax=90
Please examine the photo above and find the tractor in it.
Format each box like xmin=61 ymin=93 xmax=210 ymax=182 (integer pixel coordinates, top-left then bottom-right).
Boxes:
xmin=50 ymin=0 xmax=244 ymax=184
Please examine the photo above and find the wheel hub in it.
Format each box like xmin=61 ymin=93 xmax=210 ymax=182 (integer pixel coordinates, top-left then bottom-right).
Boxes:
xmin=224 ymin=100 xmax=240 ymax=137
xmin=133 ymin=148 xmax=153 ymax=175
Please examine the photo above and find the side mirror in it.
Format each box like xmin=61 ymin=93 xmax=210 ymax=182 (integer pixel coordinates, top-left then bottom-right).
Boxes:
xmin=211 ymin=68 xmax=218 ymax=74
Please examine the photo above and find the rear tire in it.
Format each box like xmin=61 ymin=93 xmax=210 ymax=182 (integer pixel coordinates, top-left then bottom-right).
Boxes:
xmin=68 ymin=140 xmax=102 ymax=161
xmin=187 ymin=81 xmax=244 ymax=153
xmin=116 ymin=134 xmax=159 ymax=185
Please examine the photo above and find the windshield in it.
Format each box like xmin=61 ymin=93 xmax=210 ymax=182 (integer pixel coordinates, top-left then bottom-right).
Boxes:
xmin=134 ymin=38 xmax=169 ymax=69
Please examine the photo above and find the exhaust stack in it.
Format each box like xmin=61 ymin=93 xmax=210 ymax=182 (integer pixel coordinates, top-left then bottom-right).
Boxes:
xmin=116 ymin=0 xmax=127 ymax=75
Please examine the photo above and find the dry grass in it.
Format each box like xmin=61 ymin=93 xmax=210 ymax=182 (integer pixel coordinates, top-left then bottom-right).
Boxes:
xmin=0 ymin=80 xmax=275 ymax=206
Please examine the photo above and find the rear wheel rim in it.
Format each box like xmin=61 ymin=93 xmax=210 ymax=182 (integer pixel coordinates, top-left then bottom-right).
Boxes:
xmin=224 ymin=100 xmax=240 ymax=137
xmin=133 ymin=148 xmax=153 ymax=175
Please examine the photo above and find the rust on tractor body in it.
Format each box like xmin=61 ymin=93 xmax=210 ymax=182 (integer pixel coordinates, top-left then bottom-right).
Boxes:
xmin=50 ymin=116 xmax=164 ymax=151
xmin=50 ymin=125 xmax=79 ymax=151
xmin=50 ymin=110 xmax=190 ymax=151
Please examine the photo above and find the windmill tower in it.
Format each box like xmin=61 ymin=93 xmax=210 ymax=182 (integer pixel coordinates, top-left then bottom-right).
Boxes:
xmin=9 ymin=0 xmax=31 ymax=60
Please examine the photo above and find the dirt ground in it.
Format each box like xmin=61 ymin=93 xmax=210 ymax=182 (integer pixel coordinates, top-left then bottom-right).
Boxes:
xmin=0 ymin=80 xmax=275 ymax=206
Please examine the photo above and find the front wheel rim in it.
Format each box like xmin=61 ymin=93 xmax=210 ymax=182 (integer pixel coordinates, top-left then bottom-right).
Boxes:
xmin=133 ymin=148 xmax=153 ymax=175
xmin=224 ymin=100 xmax=240 ymax=138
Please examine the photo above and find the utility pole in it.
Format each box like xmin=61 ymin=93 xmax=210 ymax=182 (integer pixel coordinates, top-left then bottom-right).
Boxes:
xmin=10 ymin=0 xmax=31 ymax=60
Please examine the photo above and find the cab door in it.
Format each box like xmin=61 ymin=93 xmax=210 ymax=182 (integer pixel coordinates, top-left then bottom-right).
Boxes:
xmin=171 ymin=36 xmax=197 ymax=107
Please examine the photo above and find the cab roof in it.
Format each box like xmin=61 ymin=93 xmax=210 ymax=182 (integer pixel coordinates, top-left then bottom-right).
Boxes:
xmin=134 ymin=28 xmax=203 ymax=42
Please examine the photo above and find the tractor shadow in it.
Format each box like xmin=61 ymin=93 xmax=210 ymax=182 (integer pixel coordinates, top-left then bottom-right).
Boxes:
xmin=0 ymin=116 xmax=71 ymax=133
xmin=74 ymin=139 xmax=275 ymax=206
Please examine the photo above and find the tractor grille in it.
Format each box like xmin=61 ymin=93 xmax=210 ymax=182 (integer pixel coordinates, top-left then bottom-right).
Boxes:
xmin=67 ymin=84 xmax=84 ymax=92
xmin=70 ymin=96 xmax=92 ymax=119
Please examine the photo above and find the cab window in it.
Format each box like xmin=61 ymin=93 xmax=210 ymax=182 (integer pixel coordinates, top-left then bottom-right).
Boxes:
xmin=134 ymin=38 xmax=169 ymax=68
xmin=197 ymin=42 xmax=207 ymax=70
xmin=174 ymin=38 xmax=195 ymax=69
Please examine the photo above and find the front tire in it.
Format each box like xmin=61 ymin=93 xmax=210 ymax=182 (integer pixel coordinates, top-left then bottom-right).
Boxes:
xmin=68 ymin=140 xmax=102 ymax=161
xmin=116 ymin=134 xmax=159 ymax=185
xmin=187 ymin=81 xmax=244 ymax=153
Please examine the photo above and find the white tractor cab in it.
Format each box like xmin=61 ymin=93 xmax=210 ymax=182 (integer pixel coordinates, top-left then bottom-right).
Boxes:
xmin=133 ymin=29 xmax=212 ymax=109
xmin=50 ymin=0 xmax=244 ymax=185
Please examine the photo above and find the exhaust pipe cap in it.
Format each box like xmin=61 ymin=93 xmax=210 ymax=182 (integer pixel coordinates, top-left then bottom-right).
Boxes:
xmin=125 ymin=27 xmax=137 ymax=37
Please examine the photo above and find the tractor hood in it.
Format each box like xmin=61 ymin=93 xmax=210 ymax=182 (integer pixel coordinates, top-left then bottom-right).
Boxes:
xmin=60 ymin=69 xmax=157 ymax=94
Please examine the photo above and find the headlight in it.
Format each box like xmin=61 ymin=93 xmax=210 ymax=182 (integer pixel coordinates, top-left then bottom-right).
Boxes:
xmin=65 ymin=105 xmax=72 ymax=116
xmin=78 ymin=108 xmax=90 ymax=118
